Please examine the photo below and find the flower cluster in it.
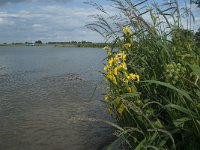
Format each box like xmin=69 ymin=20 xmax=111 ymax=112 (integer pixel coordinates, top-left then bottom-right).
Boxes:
xmin=104 ymin=51 xmax=128 ymax=85
xmin=103 ymin=49 xmax=140 ymax=85
xmin=103 ymin=42 xmax=140 ymax=115
xmin=164 ymin=62 xmax=186 ymax=85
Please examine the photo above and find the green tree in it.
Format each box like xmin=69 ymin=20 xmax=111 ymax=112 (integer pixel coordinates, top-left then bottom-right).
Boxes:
xmin=35 ymin=40 xmax=42 ymax=44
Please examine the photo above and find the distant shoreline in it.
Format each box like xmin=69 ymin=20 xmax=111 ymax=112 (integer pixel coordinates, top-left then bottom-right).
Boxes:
xmin=0 ymin=43 xmax=112 ymax=48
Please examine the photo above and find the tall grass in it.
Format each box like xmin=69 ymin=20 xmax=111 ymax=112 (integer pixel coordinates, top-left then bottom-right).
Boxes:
xmin=88 ymin=0 xmax=200 ymax=149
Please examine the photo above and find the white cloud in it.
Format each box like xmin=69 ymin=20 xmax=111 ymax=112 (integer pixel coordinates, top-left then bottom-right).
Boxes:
xmin=0 ymin=0 xmax=75 ymax=6
xmin=0 ymin=17 xmax=15 ymax=25
xmin=0 ymin=4 xmax=104 ymax=43
xmin=32 ymin=24 xmax=42 ymax=28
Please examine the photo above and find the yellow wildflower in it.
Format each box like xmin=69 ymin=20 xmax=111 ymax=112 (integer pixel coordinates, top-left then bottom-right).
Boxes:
xmin=120 ymin=78 xmax=128 ymax=84
xmin=106 ymin=71 xmax=112 ymax=79
xmin=123 ymin=26 xmax=132 ymax=35
xmin=121 ymin=62 xmax=127 ymax=70
xmin=107 ymin=72 xmax=117 ymax=84
xmin=104 ymin=65 xmax=109 ymax=71
xmin=108 ymin=58 xmax=114 ymax=66
xmin=114 ymin=55 xmax=119 ymax=64
xmin=124 ymin=43 xmax=131 ymax=49
xmin=126 ymin=26 xmax=132 ymax=34
xmin=112 ymin=76 xmax=117 ymax=84
xmin=113 ymin=67 xmax=118 ymax=75
xmin=106 ymin=72 xmax=112 ymax=79
xmin=128 ymin=73 xmax=140 ymax=82
xmin=117 ymin=52 xmax=126 ymax=62
xmin=121 ymin=53 xmax=126 ymax=62
xmin=117 ymin=103 xmax=125 ymax=114
xmin=136 ymin=75 xmax=140 ymax=82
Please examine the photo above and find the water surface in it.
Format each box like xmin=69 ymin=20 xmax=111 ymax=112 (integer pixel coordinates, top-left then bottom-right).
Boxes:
xmin=0 ymin=46 xmax=113 ymax=150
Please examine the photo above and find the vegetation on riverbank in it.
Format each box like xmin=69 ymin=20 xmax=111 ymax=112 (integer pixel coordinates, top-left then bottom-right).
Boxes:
xmin=89 ymin=0 xmax=200 ymax=149
xmin=0 ymin=41 xmax=112 ymax=48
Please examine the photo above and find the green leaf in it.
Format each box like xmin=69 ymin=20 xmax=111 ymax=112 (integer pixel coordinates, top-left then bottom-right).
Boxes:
xmin=173 ymin=117 xmax=191 ymax=127
xmin=144 ymin=145 xmax=161 ymax=150
xmin=135 ymin=138 xmax=146 ymax=150
xmin=120 ymin=92 xmax=140 ymax=99
xmin=188 ymin=64 xmax=200 ymax=77
xmin=166 ymin=104 xmax=199 ymax=119
xmin=143 ymin=80 xmax=193 ymax=102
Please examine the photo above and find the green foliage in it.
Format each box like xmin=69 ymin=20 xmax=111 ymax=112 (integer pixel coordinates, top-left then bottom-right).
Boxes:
xmin=35 ymin=40 xmax=42 ymax=44
xmin=195 ymin=28 xmax=200 ymax=47
xmin=89 ymin=0 xmax=200 ymax=149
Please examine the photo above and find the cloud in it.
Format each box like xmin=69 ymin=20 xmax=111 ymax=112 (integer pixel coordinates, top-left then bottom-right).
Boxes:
xmin=0 ymin=0 xmax=26 ymax=6
xmin=0 ymin=4 xmax=104 ymax=43
xmin=0 ymin=0 xmax=74 ymax=6
xmin=0 ymin=18 xmax=15 ymax=25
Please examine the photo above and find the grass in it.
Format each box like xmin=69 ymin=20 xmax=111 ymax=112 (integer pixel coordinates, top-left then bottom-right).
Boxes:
xmin=88 ymin=0 xmax=200 ymax=149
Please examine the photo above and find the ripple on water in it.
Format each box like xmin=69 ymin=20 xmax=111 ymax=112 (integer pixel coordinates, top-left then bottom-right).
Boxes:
xmin=0 ymin=73 xmax=114 ymax=150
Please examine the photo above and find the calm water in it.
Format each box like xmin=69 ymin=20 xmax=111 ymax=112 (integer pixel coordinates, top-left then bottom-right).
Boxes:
xmin=0 ymin=46 xmax=113 ymax=150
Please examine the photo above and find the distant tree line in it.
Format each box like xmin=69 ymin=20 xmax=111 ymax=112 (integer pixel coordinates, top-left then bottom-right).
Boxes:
xmin=48 ymin=41 xmax=112 ymax=48
xmin=35 ymin=40 xmax=42 ymax=44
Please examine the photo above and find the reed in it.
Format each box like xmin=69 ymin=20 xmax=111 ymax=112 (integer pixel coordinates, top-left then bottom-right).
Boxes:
xmin=88 ymin=0 xmax=200 ymax=149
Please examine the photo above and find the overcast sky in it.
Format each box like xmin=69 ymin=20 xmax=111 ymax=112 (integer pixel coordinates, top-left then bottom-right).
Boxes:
xmin=0 ymin=0 xmax=199 ymax=43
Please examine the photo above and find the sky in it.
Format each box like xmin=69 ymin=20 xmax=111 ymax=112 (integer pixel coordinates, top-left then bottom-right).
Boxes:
xmin=0 ymin=0 xmax=199 ymax=43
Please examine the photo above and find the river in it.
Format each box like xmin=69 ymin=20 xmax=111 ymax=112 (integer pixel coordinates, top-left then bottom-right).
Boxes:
xmin=0 ymin=46 xmax=114 ymax=150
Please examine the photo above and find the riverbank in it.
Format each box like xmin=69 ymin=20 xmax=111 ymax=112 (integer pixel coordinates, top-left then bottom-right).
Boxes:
xmin=0 ymin=42 xmax=112 ymax=48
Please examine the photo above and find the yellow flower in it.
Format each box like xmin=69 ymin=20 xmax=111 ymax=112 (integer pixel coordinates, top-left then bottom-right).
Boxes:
xmin=121 ymin=53 xmax=126 ymax=62
xmin=120 ymin=78 xmax=128 ymax=84
xmin=136 ymin=75 xmax=140 ymax=82
xmin=113 ymin=67 xmax=118 ymax=75
xmin=106 ymin=72 xmax=117 ymax=84
xmin=121 ymin=62 xmax=127 ymax=70
xmin=117 ymin=103 xmax=125 ymax=114
xmin=106 ymin=73 xmax=112 ymax=80
xmin=104 ymin=65 xmax=109 ymax=71
xmin=106 ymin=71 xmax=112 ymax=78
xmin=108 ymin=58 xmax=114 ymax=66
xmin=123 ymin=26 xmax=132 ymax=35
xmin=112 ymin=76 xmax=117 ymax=84
xmin=117 ymin=52 xmax=126 ymax=62
xmin=128 ymin=73 xmax=140 ymax=82
xmin=114 ymin=55 xmax=119 ymax=64
xmin=124 ymin=43 xmax=131 ymax=49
